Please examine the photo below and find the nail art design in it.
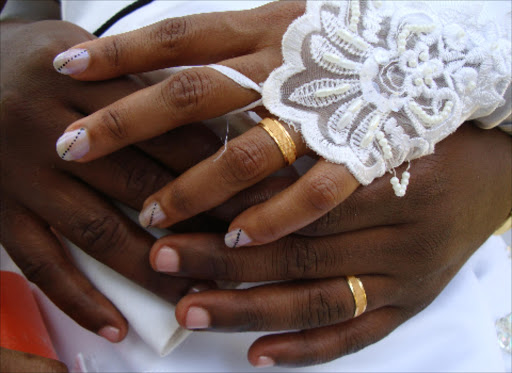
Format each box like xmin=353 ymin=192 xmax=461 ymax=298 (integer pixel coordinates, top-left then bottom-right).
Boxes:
xmin=53 ymin=48 xmax=90 ymax=75
xmin=224 ymin=229 xmax=252 ymax=248
xmin=56 ymin=128 xmax=90 ymax=161
xmin=139 ymin=202 xmax=166 ymax=228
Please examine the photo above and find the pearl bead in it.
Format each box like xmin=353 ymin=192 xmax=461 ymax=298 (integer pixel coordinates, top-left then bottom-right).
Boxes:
xmin=383 ymin=144 xmax=392 ymax=153
xmin=401 ymin=179 xmax=409 ymax=187
xmin=376 ymin=131 xmax=384 ymax=140
xmin=425 ymin=77 xmax=433 ymax=85
xmin=391 ymin=177 xmax=400 ymax=186
xmin=408 ymin=60 xmax=417 ymax=68
xmin=419 ymin=52 xmax=429 ymax=61
xmin=414 ymin=78 xmax=423 ymax=86
xmin=402 ymin=171 xmax=410 ymax=180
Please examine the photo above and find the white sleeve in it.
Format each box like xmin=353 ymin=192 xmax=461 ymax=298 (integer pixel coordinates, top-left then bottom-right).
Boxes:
xmin=262 ymin=0 xmax=512 ymax=188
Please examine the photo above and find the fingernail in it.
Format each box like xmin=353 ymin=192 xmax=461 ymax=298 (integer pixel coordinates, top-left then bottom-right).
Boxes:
xmin=254 ymin=356 xmax=275 ymax=368
xmin=139 ymin=202 xmax=166 ymax=228
xmin=53 ymin=48 xmax=90 ymax=75
xmin=56 ymin=128 xmax=90 ymax=161
xmin=185 ymin=306 xmax=210 ymax=329
xmin=98 ymin=326 xmax=121 ymax=343
xmin=155 ymin=246 xmax=179 ymax=272
xmin=187 ymin=283 xmax=213 ymax=294
xmin=224 ymin=228 xmax=252 ymax=248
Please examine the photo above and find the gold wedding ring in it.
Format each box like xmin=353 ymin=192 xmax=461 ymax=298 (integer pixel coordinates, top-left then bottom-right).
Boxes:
xmin=258 ymin=118 xmax=297 ymax=166
xmin=346 ymin=275 xmax=367 ymax=318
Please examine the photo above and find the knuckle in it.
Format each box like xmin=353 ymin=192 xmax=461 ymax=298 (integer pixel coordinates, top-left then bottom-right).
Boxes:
xmin=152 ymin=17 xmax=191 ymax=52
xmin=72 ymin=214 xmax=128 ymax=257
xmin=161 ymin=69 xmax=213 ymax=115
xmin=123 ymin=163 xmax=171 ymax=203
xmin=220 ymin=140 xmax=269 ymax=185
xmin=306 ymin=175 xmax=341 ymax=212
xmin=298 ymin=207 xmax=344 ymax=236
xmin=298 ymin=285 xmax=343 ymax=329
xmin=278 ymin=237 xmax=320 ymax=278
xmin=22 ymin=259 xmax=61 ymax=286
xmin=166 ymin=179 xmax=196 ymax=220
xmin=102 ymin=37 xmax=121 ymax=68
xmin=99 ymin=107 xmax=128 ymax=141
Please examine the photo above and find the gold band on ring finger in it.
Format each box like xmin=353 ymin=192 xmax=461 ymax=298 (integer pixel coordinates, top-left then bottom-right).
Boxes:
xmin=346 ymin=275 xmax=367 ymax=318
xmin=258 ymin=118 xmax=297 ymax=166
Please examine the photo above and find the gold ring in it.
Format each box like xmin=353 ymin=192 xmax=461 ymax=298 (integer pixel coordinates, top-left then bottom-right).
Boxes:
xmin=346 ymin=275 xmax=367 ymax=318
xmin=258 ymin=118 xmax=297 ymax=166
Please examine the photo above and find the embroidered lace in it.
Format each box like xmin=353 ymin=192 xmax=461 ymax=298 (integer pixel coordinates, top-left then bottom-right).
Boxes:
xmin=261 ymin=0 xmax=511 ymax=187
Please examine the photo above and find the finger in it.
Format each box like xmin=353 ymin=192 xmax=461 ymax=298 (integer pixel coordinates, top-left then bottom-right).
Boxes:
xmin=6 ymin=167 xmax=196 ymax=303
xmin=0 ymin=199 xmax=128 ymax=342
xmin=247 ymin=308 xmax=404 ymax=368
xmin=135 ymin=122 xmax=223 ymax=174
xmin=174 ymin=276 xmax=392 ymax=332
xmin=61 ymin=147 xmax=174 ymax=210
xmin=137 ymin=122 xmax=307 ymax=229
xmin=225 ymin=159 xmax=359 ymax=247
xmin=56 ymin=65 xmax=262 ymax=162
xmin=53 ymin=1 xmax=302 ymax=80
xmin=209 ymin=175 xmax=297 ymax=222
xmin=149 ymin=229 xmax=401 ymax=282
xmin=0 ymin=347 xmax=68 ymax=373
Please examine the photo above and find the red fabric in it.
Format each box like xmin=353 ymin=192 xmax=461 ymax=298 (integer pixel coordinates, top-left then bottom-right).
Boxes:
xmin=0 ymin=271 xmax=58 ymax=360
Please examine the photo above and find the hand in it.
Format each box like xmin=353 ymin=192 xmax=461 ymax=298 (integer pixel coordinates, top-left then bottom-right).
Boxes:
xmin=0 ymin=20 xmax=222 ymax=342
xmin=50 ymin=2 xmax=362 ymax=248
xmin=149 ymin=124 xmax=511 ymax=367
xmin=0 ymin=347 xmax=67 ymax=373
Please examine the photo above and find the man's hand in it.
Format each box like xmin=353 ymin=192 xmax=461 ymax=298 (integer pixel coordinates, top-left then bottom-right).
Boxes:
xmin=150 ymin=124 xmax=511 ymax=367
xmin=0 ymin=20 xmax=222 ymax=342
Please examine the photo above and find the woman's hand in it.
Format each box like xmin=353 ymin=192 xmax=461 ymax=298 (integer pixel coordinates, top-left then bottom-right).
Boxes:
xmin=52 ymin=1 xmax=366 ymax=247
xmin=150 ymin=124 xmax=511 ymax=367
xmin=0 ymin=19 xmax=222 ymax=342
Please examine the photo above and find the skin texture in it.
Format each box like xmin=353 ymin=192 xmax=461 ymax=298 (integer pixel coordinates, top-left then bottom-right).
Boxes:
xmin=54 ymin=1 xmax=363 ymax=247
xmin=1 ymin=2 xmax=510 ymax=370
xmin=0 ymin=347 xmax=68 ymax=373
xmin=0 ymin=19 xmax=223 ymax=343
xmin=150 ymin=124 xmax=511 ymax=367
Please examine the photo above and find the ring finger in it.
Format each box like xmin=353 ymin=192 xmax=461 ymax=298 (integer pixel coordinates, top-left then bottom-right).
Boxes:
xmin=174 ymin=275 xmax=392 ymax=332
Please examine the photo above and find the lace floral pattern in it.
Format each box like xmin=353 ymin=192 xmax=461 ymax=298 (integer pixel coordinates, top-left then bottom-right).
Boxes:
xmin=262 ymin=0 xmax=511 ymax=187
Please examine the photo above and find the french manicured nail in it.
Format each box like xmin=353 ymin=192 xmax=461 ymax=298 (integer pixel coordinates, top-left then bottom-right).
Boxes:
xmin=53 ymin=48 xmax=90 ymax=75
xmin=155 ymin=246 xmax=179 ymax=272
xmin=185 ymin=306 xmax=210 ymax=329
xmin=224 ymin=229 xmax=252 ymax=248
xmin=139 ymin=202 xmax=166 ymax=228
xmin=56 ymin=128 xmax=90 ymax=161
xmin=254 ymin=356 xmax=275 ymax=368
xmin=98 ymin=326 xmax=121 ymax=343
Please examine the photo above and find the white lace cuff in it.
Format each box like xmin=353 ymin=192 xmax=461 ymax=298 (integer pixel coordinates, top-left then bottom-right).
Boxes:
xmin=262 ymin=0 xmax=511 ymax=189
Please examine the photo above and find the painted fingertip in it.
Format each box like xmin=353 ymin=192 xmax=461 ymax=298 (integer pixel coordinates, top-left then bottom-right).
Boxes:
xmin=185 ymin=306 xmax=210 ymax=329
xmin=139 ymin=202 xmax=166 ymax=228
xmin=53 ymin=48 xmax=90 ymax=75
xmin=98 ymin=325 xmax=121 ymax=343
xmin=254 ymin=356 xmax=275 ymax=368
xmin=154 ymin=246 xmax=179 ymax=272
xmin=224 ymin=229 xmax=252 ymax=248
xmin=56 ymin=128 xmax=90 ymax=161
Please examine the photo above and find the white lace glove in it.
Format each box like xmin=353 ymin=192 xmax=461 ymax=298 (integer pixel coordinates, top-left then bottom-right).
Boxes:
xmin=262 ymin=0 xmax=511 ymax=195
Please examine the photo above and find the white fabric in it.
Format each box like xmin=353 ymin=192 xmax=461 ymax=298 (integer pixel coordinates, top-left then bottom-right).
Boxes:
xmin=48 ymin=0 xmax=512 ymax=371
xmin=262 ymin=0 xmax=512 ymax=185
xmin=1 ymin=235 xmax=510 ymax=372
